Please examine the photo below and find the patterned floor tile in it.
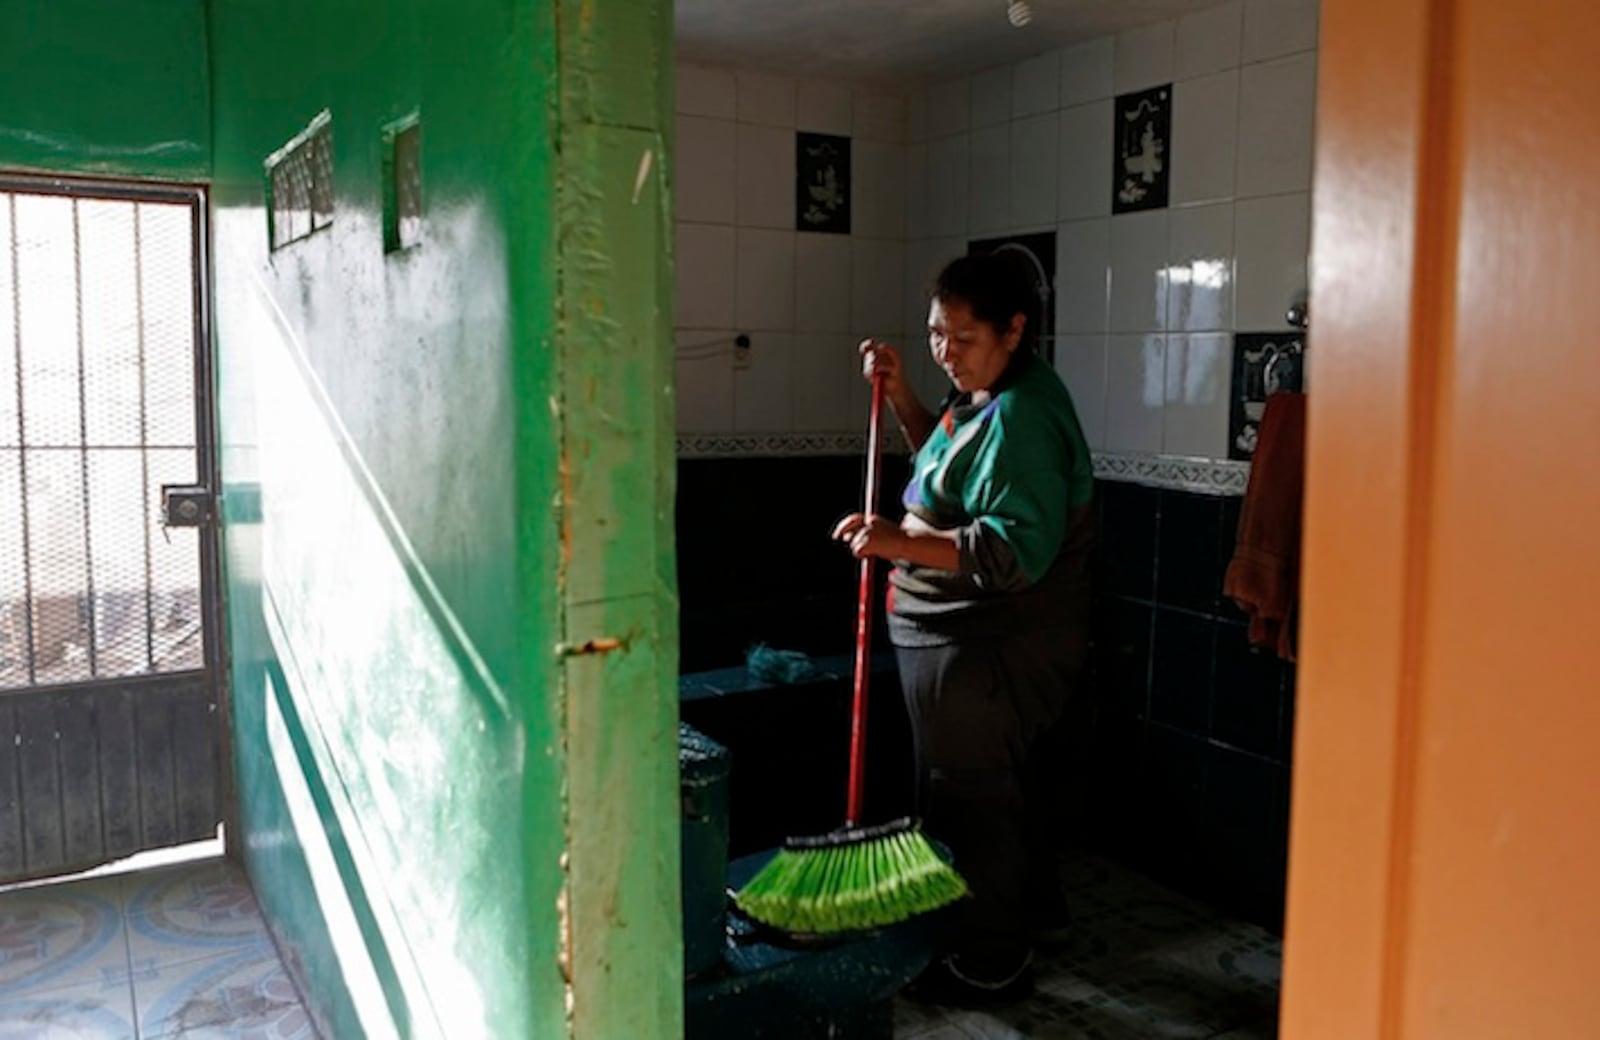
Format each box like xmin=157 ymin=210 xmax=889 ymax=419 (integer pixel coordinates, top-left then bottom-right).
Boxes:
xmin=892 ymin=854 xmax=1283 ymax=1039
xmin=895 ymin=996 xmax=948 ymax=1035
xmin=0 ymin=879 xmax=131 ymax=999
xmin=1204 ymin=1026 xmax=1277 ymax=1040
xmin=124 ymin=862 xmax=272 ymax=972
xmin=134 ymin=947 xmax=314 ymax=1040
xmin=899 ymin=1022 xmax=983 ymax=1040
xmin=0 ymin=974 xmax=137 ymax=1039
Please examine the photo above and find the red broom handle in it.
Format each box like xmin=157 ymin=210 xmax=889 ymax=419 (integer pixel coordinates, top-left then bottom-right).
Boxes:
xmin=846 ymin=374 xmax=886 ymax=827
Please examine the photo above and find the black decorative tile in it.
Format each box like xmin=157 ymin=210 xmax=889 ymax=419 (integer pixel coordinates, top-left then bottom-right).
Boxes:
xmin=1094 ymin=597 xmax=1153 ymax=719
xmin=1099 ymin=480 xmax=1160 ymax=599
xmin=1278 ymin=666 xmax=1297 ymax=764
xmin=1211 ymin=622 xmax=1283 ymax=758
xmin=1156 ymin=490 xmax=1225 ymax=615
xmin=1113 ymin=84 xmax=1172 ymax=213
xmin=1217 ymin=494 xmax=1248 ymax=623
xmin=1085 ymin=714 xmax=1148 ymax=856
xmin=796 ymin=132 xmax=850 ymax=234
xmin=1204 ymin=746 xmax=1286 ymax=928
xmin=1229 ymin=332 xmax=1305 ymax=461
xmin=676 ymin=455 xmax=912 ymax=668
xmin=1136 ymin=726 xmax=1208 ymax=880
xmin=1150 ymin=609 xmax=1215 ymax=737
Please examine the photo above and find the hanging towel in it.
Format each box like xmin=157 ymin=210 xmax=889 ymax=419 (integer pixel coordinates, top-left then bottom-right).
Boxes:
xmin=1224 ymin=392 xmax=1306 ymax=661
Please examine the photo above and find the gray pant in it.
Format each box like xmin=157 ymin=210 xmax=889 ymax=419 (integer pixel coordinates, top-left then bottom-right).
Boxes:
xmin=896 ymin=630 xmax=1085 ymax=964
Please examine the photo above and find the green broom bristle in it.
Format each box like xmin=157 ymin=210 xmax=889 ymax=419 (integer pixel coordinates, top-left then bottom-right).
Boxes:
xmin=733 ymin=825 xmax=968 ymax=935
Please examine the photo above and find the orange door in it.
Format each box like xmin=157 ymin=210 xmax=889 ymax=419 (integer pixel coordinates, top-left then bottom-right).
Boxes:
xmin=1284 ymin=0 xmax=1600 ymax=1036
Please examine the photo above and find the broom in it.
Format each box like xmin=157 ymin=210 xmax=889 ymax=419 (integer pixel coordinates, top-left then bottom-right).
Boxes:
xmin=733 ymin=372 xmax=968 ymax=935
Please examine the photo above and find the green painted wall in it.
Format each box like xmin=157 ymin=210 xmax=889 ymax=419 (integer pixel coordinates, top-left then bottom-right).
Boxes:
xmin=209 ymin=0 xmax=679 ymax=1035
xmin=0 ymin=0 xmax=209 ymax=179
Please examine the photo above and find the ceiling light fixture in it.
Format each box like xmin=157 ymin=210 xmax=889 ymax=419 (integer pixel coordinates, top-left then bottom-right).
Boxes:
xmin=1007 ymin=0 xmax=1033 ymax=27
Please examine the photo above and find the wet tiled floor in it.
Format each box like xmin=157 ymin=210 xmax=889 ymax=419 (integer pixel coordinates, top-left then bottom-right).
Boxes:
xmin=0 ymin=858 xmax=313 ymax=1039
xmin=0 ymin=851 xmax=1277 ymax=1038
xmin=893 ymin=854 xmax=1282 ymax=1039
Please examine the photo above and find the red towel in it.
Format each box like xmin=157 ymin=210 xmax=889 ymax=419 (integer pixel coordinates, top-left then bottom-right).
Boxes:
xmin=1224 ymin=392 xmax=1306 ymax=661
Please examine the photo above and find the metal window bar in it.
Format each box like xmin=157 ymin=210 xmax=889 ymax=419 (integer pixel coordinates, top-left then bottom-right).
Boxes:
xmin=72 ymin=199 xmax=99 ymax=679
xmin=7 ymin=193 xmax=36 ymax=686
xmin=135 ymin=201 xmax=155 ymax=675
xmin=0 ymin=182 xmax=209 ymax=693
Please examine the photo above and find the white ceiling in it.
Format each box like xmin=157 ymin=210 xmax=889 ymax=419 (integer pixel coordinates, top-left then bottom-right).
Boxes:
xmin=675 ymin=0 xmax=1234 ymax=84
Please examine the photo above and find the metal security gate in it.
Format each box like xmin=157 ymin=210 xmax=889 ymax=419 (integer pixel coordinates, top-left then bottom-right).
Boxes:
xmin=0 ymin=174 xmax=226 ymax=883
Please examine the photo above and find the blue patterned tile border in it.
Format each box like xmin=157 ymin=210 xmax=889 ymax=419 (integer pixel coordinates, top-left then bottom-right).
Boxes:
xmin=677 ymin=435 xmax=1250 ymax=497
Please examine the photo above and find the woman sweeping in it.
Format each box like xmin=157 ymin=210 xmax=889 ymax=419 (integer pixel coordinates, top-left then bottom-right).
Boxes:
xmin=833 ymin=251 xmax=1096 ymax=1003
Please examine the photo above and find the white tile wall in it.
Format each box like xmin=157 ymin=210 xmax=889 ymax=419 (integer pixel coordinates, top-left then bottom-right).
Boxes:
xmin=855 ymin=92 xmax=908 ymax=142
xmin=676 ymin=116 xmax=737 ymax=224
xmin=676 ymin=223 xmax=736 ymax=328
xmin=905 ymin=143 xmax=930 ymax=233
xmin=851 ymin=238 xmax=906 ymax=338
xmin=1234 ymin=192 xmax=1310 ymax=330
xmin=1171 ymin=70 xmax=1239 ymax=205
xmin=1115 ymin=21 xmax=1176 ymax=94
xmin=907 ymin=89 xmax=931 ymax=144
xmin=1105 ymin=333 xmax=1167 ymax=453
xmin=677 ymin=63 xmax=736 ymax=119
xmin=928 ymin=135 xmax=971 ymax=237
xmin=903 ymin=237 xmax=966 ymax=336
xmin=1237 ymin=52 xmax=1317 ymax=198
xmin=737 ymin=123 xmax=795 ymax=228
xmin=855 ymin=140 xmax=907 ymax=239
xmin=676 ymin=1 xmax=1319 ymax=452
xmin=1168 ymin=202 xmax=1235 ymax=332
xmin=792 ymin=333 xmax=855 ymax=431
xmin=1243 ymin=0 xmax=1320 ymax=62
xmin=889 ymin=3 xmax=1315 ymax=461
xmin=1058 ymin=101 xmax=1113 ymax=221
xmin=677 ymin=347 xmax=736 ymax=432
xmin=970 ymin=67 xmax=1013 ymax=128
xmin=1109 ymin=210 xmax=1171 ymax=333
xmin=734 ymin=332 xmax=796 ymax=431
xmin=1177 ymin=1 xmax=1244 ymax=80
xmin=737 ymin=71 xmax=797 ymax=126
xmin=674 ymin=63 xmax=923 ymax=438
xmin=903 ymin=241 xmax=936 ymax=336
xmin=1013 ymin=52 xmax=1061 ymax=118
xmin=798 ymin=80 xmax=852 ymax=135
xmin=1010 ymin=113 xmax=1060 ymax=228
xmin=735 ymin=228 xmax=796 ymax=330
xmin=1054 ymin=334 xmax=1109 ymax=449
xmin=795 ymin=233 xmax=852 ymax=333
xmin=1163 ymin=332 xmax=1231 ymax=456
xmin=928 ymin=77 xmax=971 ymax=138
xmin=1060 ymin=37 xmax=1115 ymax=107
xmin=968 ymin=124 xmax=1012 ymax=235
xmin=1055 ymin=218 xmax=1111 ymax=334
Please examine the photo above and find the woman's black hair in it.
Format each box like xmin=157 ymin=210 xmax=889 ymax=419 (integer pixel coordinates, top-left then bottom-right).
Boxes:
xmin=930 ymin=250 xmax=1043 ymax=354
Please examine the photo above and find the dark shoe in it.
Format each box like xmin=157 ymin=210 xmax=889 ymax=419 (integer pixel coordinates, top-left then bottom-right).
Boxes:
xmin=904 ymin=948 xmax=1034 ymax=1007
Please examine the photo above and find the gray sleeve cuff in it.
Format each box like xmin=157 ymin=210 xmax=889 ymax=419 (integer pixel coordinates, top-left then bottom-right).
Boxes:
xmin=956 ymin=521 xmax=1033 ymax=592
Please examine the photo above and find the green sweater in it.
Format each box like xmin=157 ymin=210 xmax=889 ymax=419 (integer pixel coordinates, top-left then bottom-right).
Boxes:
xmin=887 ymin=352 xmax=1096 ymax=648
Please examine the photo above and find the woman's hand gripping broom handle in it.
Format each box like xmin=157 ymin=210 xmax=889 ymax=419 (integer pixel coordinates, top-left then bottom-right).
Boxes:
xmin=846 ymin=373 xmax=886 ymax=828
